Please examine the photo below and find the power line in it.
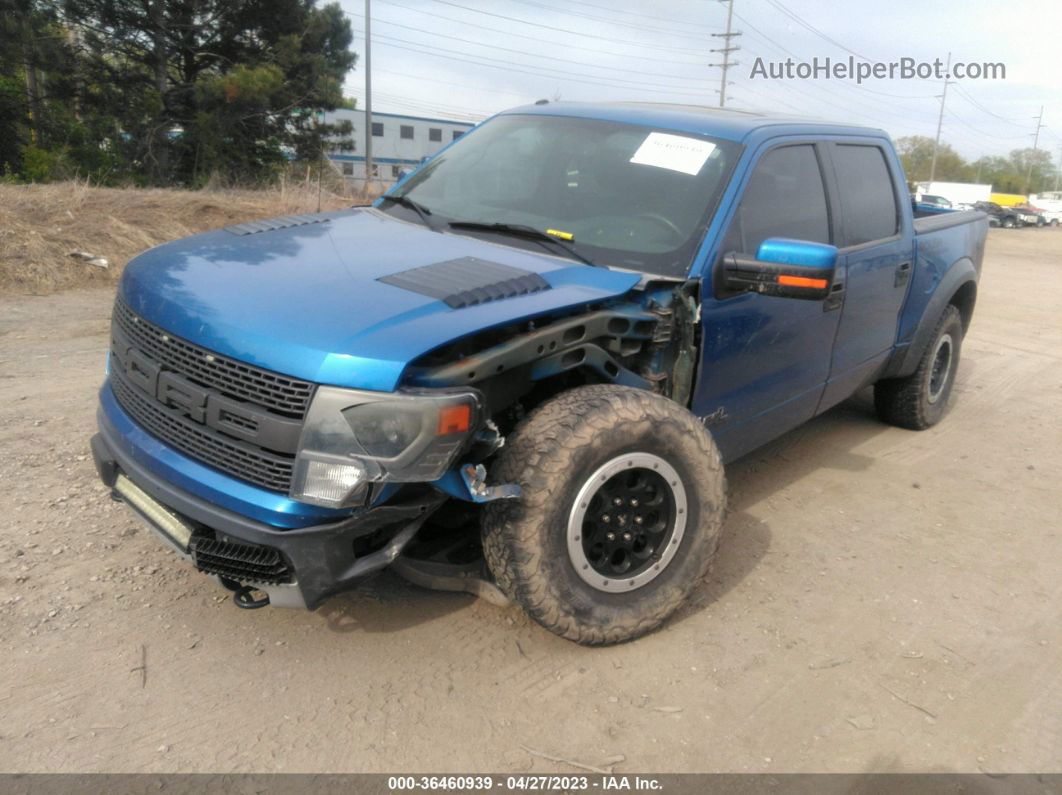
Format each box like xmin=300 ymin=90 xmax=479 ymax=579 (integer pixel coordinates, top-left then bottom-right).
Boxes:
xmin=371 ymin=68 xmax=532 ymax=100
xmin=377 ymin=0 xmax=709 ymax=65
xmin=351 ymin=27 xmax=714 ymax=93
xmin=944 ymin=109 xmax=1032 ymax=141
xmin=951 ymin=84 xmax=1027 ymax=126
xmin=761 ymin=0 xmax=875 ymax=61
xmin=507 ymin=0 xmax=723 ymax=40
xmin=367 ymin=16 xmax=712 ymax=81
xmin=347 ymin=27 xmax=716 ymax=98
xmin=346 ymin=89 xmax=490 ymax=120
xmin=561 ymin=0 xmax=721 ymax=28
xmin=733 ymin=10 xmax=935 ymax=100
xmin=409 ymin=0 xmax=709 ymax=54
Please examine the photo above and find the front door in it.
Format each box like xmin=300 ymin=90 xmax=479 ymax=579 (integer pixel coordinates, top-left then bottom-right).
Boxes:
xmin=694 ymin=141 xmax=842 ymax=462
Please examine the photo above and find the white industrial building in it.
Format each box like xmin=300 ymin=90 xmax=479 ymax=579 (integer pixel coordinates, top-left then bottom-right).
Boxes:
xmin=324 ymin=109 xmax=476 ymax=187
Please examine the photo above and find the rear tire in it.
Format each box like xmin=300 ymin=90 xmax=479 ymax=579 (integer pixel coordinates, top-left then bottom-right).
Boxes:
xmin=482 ymin=385 xmax=726 ymax=645
xmin=874 ymin=305 xmax=963 ymax=430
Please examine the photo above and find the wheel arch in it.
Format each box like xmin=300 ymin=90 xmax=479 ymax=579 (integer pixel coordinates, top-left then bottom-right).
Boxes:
xmin=883 ymin=259 xmax=978 ymax=380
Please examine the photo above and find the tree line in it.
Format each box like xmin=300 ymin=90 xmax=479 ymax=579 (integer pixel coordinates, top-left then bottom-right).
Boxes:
xmin=3 ymin=1 xmax=1057 ymax=194
xmin=1 ymin=0 xmax=357 ymax=186
xmin=897 ymin=135 xmax=1058 ymax=195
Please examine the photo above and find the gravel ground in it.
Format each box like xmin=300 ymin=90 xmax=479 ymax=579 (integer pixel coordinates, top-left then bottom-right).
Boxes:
xmin=0 ymin=229 xmax=1059 ymax=774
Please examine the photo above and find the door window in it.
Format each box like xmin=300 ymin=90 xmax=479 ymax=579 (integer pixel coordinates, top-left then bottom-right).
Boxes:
xmin=726 ymin=144 xmax=831 ymax=256
xmin=832 ymin=144 xmax=899 ymax=246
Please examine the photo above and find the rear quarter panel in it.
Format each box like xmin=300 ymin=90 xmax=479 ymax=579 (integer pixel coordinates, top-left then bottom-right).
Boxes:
xmin=887 ymin=211 xmax=988 ymax=375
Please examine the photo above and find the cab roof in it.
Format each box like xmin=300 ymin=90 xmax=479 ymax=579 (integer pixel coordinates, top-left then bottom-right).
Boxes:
xmin=499 ymin=101 xmax=888 ymax=144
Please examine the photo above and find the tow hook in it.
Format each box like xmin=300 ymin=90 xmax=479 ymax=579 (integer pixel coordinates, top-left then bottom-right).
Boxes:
xmin=219 ymin=576 xmax=270 ymax=609
xmin=461 ymin=464 xmax=521 ymax=503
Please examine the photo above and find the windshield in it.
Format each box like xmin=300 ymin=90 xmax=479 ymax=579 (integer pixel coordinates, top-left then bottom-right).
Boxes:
xmin=383 ymin=113 xmax=740 ymax=277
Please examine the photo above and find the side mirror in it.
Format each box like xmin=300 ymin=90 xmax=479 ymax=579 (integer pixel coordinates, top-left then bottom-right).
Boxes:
xmin=722 ymin=237 xmax=838 ymax=300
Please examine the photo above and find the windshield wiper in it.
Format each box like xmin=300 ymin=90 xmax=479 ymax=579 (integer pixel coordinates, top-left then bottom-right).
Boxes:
xmin=448 ymin=221 xmax=598 ymax=267
xmin=380 ymin=194 xmax=437 ymax=231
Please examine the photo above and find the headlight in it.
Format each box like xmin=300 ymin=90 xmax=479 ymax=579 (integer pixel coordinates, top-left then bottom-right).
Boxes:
xmin=290 ymin=386 xmax=481 ymax=508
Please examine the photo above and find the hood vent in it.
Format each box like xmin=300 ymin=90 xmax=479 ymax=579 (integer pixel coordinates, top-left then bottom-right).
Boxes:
xmin=379 ymin=257 xmax=551 ymax=309
xmin=225 ymin=214 xmax=331 ymax=236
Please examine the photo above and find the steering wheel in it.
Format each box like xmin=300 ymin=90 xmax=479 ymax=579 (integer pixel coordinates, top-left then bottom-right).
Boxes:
xmin=636 ymin=212 xmax=684 ymax=239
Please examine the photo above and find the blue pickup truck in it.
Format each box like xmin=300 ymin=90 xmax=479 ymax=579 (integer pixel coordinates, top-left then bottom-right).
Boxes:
xmin=92 ymin=102 xmax=987 ymax=644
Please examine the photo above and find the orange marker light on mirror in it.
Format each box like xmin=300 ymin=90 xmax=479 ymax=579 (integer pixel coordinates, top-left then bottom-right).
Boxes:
xmin=437 ymin=403 xmax=472 ymax=435
xmin=777 ymin=274 xmax=829 ymax=289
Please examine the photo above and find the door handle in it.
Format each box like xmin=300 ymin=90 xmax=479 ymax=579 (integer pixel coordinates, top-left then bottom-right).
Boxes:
xmin=823 ymin=281 xmax=844 ymax=312
xmin=895 ymin=261 xmax=912 ymax=288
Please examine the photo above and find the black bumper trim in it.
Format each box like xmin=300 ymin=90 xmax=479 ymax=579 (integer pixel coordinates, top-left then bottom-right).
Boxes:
xmin=91 ymin=426 xmax=446 ymax=609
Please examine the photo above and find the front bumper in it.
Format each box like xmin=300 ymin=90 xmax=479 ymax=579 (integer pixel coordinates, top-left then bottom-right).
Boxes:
xmin=91 ymin=423 xmax=446 ymax=609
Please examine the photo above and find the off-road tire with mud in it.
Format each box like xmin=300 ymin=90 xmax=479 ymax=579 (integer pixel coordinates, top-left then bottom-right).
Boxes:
xmin=482 ymin=385 xmax=726 ymax=645
xmin=874 ymin=304 xmax=964 ymax=430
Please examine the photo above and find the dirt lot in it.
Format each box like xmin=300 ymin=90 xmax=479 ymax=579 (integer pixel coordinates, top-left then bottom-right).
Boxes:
xmin=0 ymin=229 xmax=1059 ymax=774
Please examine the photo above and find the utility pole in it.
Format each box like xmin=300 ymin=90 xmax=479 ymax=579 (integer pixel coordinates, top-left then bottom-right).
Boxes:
xmin=364 ymin=0 xmax=373 ymax=194
xmin=928 ymin=52 xmax=952 ymax=183
xmin=1024 ymin=106 xmax=1044 ymax=196
xmin=710 ymin=0 xmax=740 ymax=108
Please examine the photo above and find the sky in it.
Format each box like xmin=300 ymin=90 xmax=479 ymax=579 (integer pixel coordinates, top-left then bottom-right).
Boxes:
xmin=336 ymin=0 xmax=1062 ymax=164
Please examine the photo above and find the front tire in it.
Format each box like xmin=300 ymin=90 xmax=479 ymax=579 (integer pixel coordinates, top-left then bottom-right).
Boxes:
xmin=874 ymin=305 xmax=964 ymax=430
xmin=482 ymin=385 xmax=726 ymax=645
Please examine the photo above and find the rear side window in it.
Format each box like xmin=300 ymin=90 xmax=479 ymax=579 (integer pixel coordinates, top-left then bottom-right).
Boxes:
xmin=832 ymin=144 xmax=899 ymax=246
xmin=726 ymin=144 xmax=830 ymax=255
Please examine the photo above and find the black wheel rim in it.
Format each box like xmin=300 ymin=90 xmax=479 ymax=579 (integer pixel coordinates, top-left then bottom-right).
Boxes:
xmin=567 ymin=452 xmax=688 ymax=593
xmin=582 ymin=467 xmax=676 ymax=580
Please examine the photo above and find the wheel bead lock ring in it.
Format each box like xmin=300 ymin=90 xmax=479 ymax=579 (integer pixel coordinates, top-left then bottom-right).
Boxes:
xmin=567 ymin=452 xmax=688 ymax=593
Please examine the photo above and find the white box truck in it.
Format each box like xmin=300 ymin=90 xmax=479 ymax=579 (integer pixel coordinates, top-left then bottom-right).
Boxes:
xmin=915 ymin=182 xmax=993 ymax=209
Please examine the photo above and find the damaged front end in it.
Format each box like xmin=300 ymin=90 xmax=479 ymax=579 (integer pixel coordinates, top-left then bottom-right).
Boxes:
xmin=402 ymin=278 xmax=702 ymax=440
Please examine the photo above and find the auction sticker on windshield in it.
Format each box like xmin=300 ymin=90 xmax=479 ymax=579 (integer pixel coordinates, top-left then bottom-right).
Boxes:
xmin=629 ymin=132 xmax=717 ymax=175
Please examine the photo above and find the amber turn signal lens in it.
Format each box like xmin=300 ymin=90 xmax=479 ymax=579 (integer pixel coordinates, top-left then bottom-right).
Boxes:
xmin=437 ymin=403 xmax=472 ymax=435
xmin=777 ymin=274 xmax=828 ymax=289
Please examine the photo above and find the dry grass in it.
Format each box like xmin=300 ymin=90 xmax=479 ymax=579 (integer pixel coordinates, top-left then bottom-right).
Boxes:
xmin=0 ymin=180 xmax=369 ymax=294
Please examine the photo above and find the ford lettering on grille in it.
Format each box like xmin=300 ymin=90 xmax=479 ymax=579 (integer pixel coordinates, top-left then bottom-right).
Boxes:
xmin=108 ymin=306 xmax=305 ymax=491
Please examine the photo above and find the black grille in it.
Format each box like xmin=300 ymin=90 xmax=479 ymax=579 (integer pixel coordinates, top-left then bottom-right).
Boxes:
xmin=113 ymin=298 xmax=314 ymax=418
xmin=189 ymin=536 xmax=293 ymax=584
xmin=111 ymin=368 xmax=295 ymax=492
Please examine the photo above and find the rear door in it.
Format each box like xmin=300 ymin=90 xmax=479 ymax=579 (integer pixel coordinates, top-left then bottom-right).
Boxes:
xmin=819 ymin=140 xmax=912 ymax=409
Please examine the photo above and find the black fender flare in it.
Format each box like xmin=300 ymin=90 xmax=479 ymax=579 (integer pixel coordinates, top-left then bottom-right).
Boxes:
xmin=882 ymin=257 xmax=978 ymax=380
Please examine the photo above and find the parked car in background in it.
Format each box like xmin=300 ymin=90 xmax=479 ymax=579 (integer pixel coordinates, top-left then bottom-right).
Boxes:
xmin=914 ymin=181 xmax=991 ymax=208
xmin=1038 ymin=209 xmax=1062 ymax=227
xmin=918 ymin=194 xmax=953 ymax=209
xmin=974 ymin=200 xmax=1021 ymax=228
xmin=1014 ymin=205 xmax=1046 ymax=227
xmin=912 ymin=194 xmax=955 ymax=216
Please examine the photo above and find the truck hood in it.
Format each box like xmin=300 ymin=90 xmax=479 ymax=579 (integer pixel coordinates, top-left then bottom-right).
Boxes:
xmin=120 ymin=208 xmax=642 ymax=391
